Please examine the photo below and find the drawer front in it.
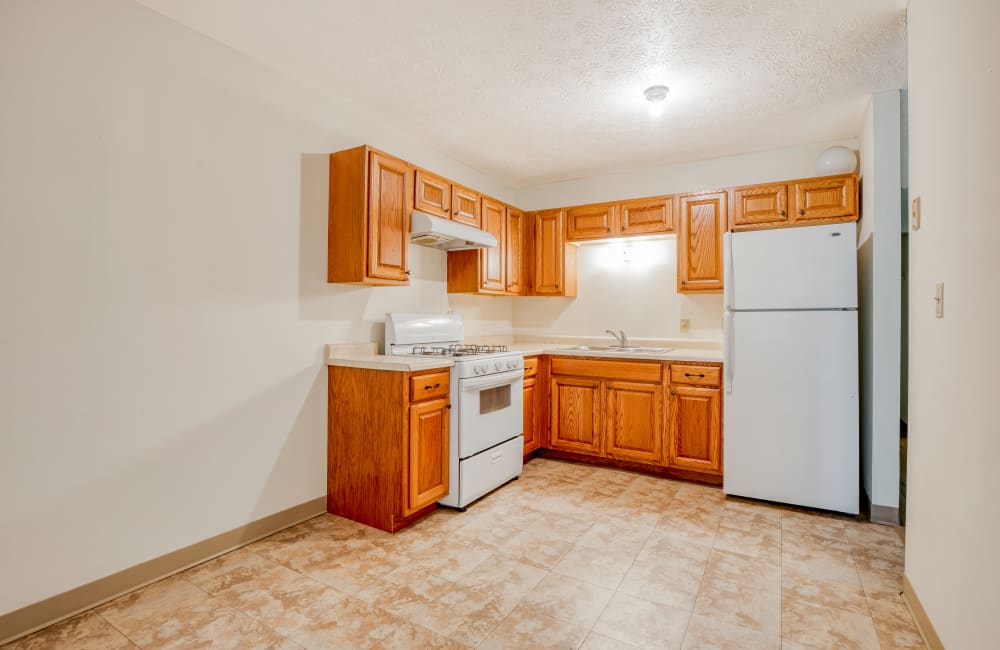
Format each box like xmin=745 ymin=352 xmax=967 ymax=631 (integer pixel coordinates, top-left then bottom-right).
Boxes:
xmin=550 ymin=357 xmax=662 ymax=383
xmin=669 ymin=364 xmax=721 ymax=387
xmin=410 ymin=370 xmax=450 ymax=401
xmin=523 ymin=356 xmax=539 ymax=377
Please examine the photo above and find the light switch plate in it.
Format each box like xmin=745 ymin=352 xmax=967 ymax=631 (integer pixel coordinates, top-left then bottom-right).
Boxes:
xmin=679 ymin=318 xmax=690 ymax=333
xmin=934 ymin=282 xmax=944 ymax=318
xmin=912 ymin=197 xmax=921 ymax=231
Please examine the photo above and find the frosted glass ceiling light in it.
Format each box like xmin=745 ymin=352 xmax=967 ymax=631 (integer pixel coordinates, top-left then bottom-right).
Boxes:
xmin=644 ymin=85 xmax=669 ymax=117
xmin=815 ymin=146 xmax=858 ymax=175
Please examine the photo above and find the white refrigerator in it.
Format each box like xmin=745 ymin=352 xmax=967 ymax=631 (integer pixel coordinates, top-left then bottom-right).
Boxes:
xmin=723 ymin=222 xmax=859 ymax=514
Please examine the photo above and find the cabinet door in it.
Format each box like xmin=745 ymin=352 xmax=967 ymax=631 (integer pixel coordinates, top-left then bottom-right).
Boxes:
xmin=549 ymin=377 xmax=602 ymax=455
xmin=619 ymin=196 xmax=674 ymax=235
xmin=406 ymin=397 xmax=450 ymax=514
xmin=367 ymin=151 xmax=412 ymax=282
xmin=523 ymin=376 xmax=539 ymax=455
xmin=668 ymin=385 xmax=722 ymax=474
xmin=533 ymin=209 xmax=566 ymax=295
xmin=732 ymin=183 xmax=789 ymax=229
xmin=566 ymin=203 xmax=616 ymax=241
xmin=451 ymin=184 xmax=481 ymax=227
xmin=414 ymin=169 xmax=451 ymax=219
xmin=793 ymin=175 xmax=857 ymax=222
xmin=677 ymin=191 xmax=726 ymax=293
xmin=505 ymin=207 xmax=524 ymax=295
xmin=605 ymin=381 xmax=664 ymax=465
xmin=479 ymin=198 xmax=506 ymax=292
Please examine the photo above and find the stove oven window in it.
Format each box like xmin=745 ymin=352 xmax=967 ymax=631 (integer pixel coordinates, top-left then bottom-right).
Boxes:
xmin=479 ymin=384 xmax=511 ymax=415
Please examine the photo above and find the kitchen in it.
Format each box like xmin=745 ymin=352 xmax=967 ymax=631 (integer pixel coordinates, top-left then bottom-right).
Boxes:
xmin=2 ymin=1 xmax=996 ymax=649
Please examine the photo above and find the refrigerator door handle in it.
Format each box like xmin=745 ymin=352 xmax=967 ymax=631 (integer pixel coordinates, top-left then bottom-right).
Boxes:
xmin=723 ymin=233 xmax=734 ymax=309
xmin=724 ymin=312 xmax=734 ymax=394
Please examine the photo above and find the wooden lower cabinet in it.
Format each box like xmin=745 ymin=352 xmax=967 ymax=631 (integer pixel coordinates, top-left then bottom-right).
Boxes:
xmin=549 ymin=376 xmax=602 ymax=455
xmin=667 ymin=365 xmax=723 ymax=476
xmin=522 ymin=375 xmax=540 ymax=456
xmin=328 ymin=365 xmax=449 ymax=532
xmin=605 ymin=381 xmax=664 ymax=465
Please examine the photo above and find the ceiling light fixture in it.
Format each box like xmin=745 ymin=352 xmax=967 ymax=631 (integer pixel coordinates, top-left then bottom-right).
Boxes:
xmin=644 ymin=85 xmax=669 ymax=117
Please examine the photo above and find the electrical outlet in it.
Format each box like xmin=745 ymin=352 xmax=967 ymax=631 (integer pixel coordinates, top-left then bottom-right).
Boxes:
xmin=912 ymin=197 xmax=921 ymax=231
xmin=679 ymin=318 xmax=690 ymax=333
xmin=934 ymin=282 xmax=944 ymax=318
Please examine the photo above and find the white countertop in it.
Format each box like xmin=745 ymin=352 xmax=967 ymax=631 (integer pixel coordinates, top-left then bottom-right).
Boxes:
xmin=326 ymin=343 xmax=453 ymax=372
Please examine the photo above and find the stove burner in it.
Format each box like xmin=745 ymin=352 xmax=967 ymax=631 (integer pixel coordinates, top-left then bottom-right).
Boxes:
xmin=411 ymin=343 xmax=509 ymax=357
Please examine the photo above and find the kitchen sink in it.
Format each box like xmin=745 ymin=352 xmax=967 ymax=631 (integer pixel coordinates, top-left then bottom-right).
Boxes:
xmin=556 ymin=345 xmax=674 ymax=355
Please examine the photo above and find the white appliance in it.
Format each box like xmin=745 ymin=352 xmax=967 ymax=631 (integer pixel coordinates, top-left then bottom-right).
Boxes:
xmin=385 ymin=313 xmax=523 ymax=509
xmin=409 ymin=211 xmax=498 ymax=251
xmin=723 ymin=222 xmax=860 ymax=514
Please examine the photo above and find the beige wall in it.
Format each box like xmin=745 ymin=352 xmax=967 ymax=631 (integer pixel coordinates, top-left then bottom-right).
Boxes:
xmin=0 ymin=0 xmax=515 ymax=615
xmin=905 ymin=0 xmax=1000 ymax=646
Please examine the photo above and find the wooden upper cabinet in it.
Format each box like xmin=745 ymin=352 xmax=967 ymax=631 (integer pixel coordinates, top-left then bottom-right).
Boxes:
xmin=328 ymin=146 xmax=412 ymax=285
xmin=668 ymin=384 xmax=722 ymax=474
xmin=566 ymin=203 xmax=617 ymax=241
xmin=619 ymin=195 xmax=675 ymax=235
xmin=532 ymin=209 xmax=577 ymax=296
xmin=678 ymin=191 xmax=726 ymax=293
xmin=406 ymin=396 xmax=450 ymax=515
xmin=793 ymin=174 xmax=857 ymax=222
xmin=549 ymin=376 xmax=602 ymax=455
xmin=731 ymin=183 xmax=789 ymax=229
xmin=414 ymin=169 xmax=451 ymax=218
xmin=480 ymin=198 xmax=506 ymax=292
xmin=451 ymin=184 xmax=481 ymax=228
xmin=505 ymin=207 xmax=525 ymax=295
xmin=604 ymin=380 xmax=664 ymax=465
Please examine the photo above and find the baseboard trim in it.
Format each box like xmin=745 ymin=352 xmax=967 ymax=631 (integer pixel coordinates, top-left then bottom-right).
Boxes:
xmin=902 ymin=574 xmax=945 ymax=650
xmin=870 ymin=504 xmax=901 ymax=525
xmin=0 ymin=496 xmax=327 ymax=646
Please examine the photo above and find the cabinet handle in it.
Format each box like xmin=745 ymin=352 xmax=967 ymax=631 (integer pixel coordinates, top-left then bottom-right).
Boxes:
xmin=671 ymin=391 xmax=676 ymax=396
xmin=592 ymin=384 xmax=599 ymax=389
xmin=606 ymin=227 xmax=611 ymax=232
xmin=424 ymin=383 xmax=440 ymax=390
xmin=681 ymin=280 xmax=687 ymax=284
xmin=444 ymin=208 xmax=450 ymax=213
xmin=799 ymin=209 xmax=806 ymax=215
xmin=405 ymin=270 xmax=411 ymax=275
xmin=684 ymin=373 xmax=705 ymax=378
xmin=779 ymin=209 xmax=786 ymax=216
xmin=555 ymin=283 xmax=560 ymax=289
xmin=446 ymin=404 xmax=452 ymax=409
xmin=620 ymin=225 xmax=625 ymax=231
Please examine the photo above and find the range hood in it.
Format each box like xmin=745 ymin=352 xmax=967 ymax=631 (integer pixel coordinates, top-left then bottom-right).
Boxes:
xmin=410 ymin=211 xmax=497 ymax=251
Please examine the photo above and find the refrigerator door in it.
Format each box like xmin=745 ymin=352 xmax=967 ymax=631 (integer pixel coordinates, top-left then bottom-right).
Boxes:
xmin=726 ymin=222 xmax=858 ymax=310
xmin=723 ymin=310 xmax=859 ymax=514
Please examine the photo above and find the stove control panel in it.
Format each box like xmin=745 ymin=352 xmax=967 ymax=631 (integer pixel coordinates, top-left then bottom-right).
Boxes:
xmin=466 ymin=355 xmax=522 ymax=379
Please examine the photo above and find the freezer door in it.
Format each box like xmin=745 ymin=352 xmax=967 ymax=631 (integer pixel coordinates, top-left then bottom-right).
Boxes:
xmin=726 ymin=222 xmax=858 ymax=310
xmin=723 ymin=310 xmax=859 ymax=514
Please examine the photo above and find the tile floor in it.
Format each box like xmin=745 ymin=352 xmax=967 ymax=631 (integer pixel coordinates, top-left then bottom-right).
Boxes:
xmin=4 ymin=459 xmax=926 ymax=649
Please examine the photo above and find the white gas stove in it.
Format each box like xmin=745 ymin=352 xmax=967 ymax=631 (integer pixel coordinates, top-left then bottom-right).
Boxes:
xmin=385 ymin=313 xmax=524 ymax=509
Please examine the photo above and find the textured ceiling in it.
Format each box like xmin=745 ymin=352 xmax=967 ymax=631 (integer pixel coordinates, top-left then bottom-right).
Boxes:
xmin=136 ymin=0 xmax=907 ymax=186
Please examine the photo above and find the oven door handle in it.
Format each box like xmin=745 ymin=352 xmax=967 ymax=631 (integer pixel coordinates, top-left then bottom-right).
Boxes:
xmin=460 ymin=369 xmax=523 ymax=392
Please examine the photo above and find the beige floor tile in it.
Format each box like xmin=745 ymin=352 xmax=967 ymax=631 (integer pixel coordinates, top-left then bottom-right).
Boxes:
xmin=580 ymin=632 xmax=641 ymax=649
xmin=680 ymin=612 xmax=780 ymax=649
xmin=303 ymin=545 xmax=404 ymax=595
xmin=782 ymin=545 xmax=862 ymax=588
xmin=593 ymin=592 xmax=690 ymax=650
xmin=577 ymin=517 xmax=655 ymax=555
xmin=702 ymin=549 xmax=779 ymax=594
xmin=183 ymin=548 xmax=279 ymax=593
xmin=520 ymin=573 xmax=615 ymax=628
xmin=781 ymin=511 xmax=850 ymax=541
xmin=479 ymin=603 xmax=589 ymax=649
xmin=712 ymin=524 xmax=780 ymax=561
xmin=498 ymin=526 xmax=574 ymax=569
xmin=552 ymin=543 xmax=638 ymax=590
xmin=159 ymin=606 xmax=283 ymax=649
xmin=781 ymin=598 xmax=881 ymax=649
xmin=377 ymin=619 xmax=468 ymax=649
xmin=867 ymin=595 xmax=928 ymax=649
xmin=618 ymin=548 xmax=706 ymax=611
xmin=3 ymin=611 xmax=136 ymax=650
xmin=781 ymin=572 xmax=869 ymax=615
xmin=855 ymin=558 xmax=904 ymax=601
xmin=692 ymin=575 xmax=780 ymax=637
xmin=452 ymin=553 xmax=547 ymax=612
xmin=289 ymin=597 xmax=404 ymax=649
xmin=266 ymin=639 xmax=306 ymax=650
xmin=648 ymin=516 xmax=719 ymax=548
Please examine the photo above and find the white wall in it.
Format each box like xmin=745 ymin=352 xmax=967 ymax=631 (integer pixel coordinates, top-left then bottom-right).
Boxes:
xmin=857 ymin=90 xmax=903 ymax=520
xmin=512 ymin=139 xmax=858 ymax=339
xmin=905 ymin=0 xmax=1000 ymax=646
xmin=0 ymin=0 xmax=516 ymax=615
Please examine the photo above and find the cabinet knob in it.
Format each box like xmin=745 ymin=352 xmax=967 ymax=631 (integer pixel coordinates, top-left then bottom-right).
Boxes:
xmin=620 ymin=226 xmax=625 ymax=231
xmin=444 ymin=208 xmax=450 ymax=213
xmin=681 ymin=280 xmax=687 ymax=284
xmin=446 ymin=404 xmax=452 ymax=409
xmin=779 ymin=210 xmax=786 ymax=216
xmin=405 ymin=270 xmax=411 ymax=275
xmin=555 ymin=283 xmax=560 ymax=289
xmin=799 ymin=209 xmax=806 ymax=215
xmin=671 ymin=391 xmax=676 ymax=396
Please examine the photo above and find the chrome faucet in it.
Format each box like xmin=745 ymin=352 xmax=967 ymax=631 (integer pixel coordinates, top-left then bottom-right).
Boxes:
xmin=605 ymin=329 xmax=629 ymax=348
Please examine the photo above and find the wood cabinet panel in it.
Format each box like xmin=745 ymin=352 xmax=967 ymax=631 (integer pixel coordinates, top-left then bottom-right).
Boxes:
xmin=479 ymin=197 xmax=506 ymax=292
xmin=793 ymin=175 xmax=857 ymax=222
xmin=566 ymin=203 xmax=616 ymax=241
xmin=523 ymin=356 xmax=539 ymax=378
xmin=523 ymin=376 xmax=539 ymax=455
xmin=732 ymin=183 xmax=789 ymax=228
xmin=550 ymin=357 xmax=662 ymax=383
xmin=367 ymin=151 xmax=412 ymax=282
xmin=451 ymin=184 xmax=481 ymax=227
xmin=409 ymin=370 xmax=450 ymax=401
xmin=605 ymin=381 xmax=663 ymax=465
xmin=414 ymin=169 xmax=451 ymax=219
xmin=619 ymin=195 xmax=675 ymax=235
xmin=533 ymin=209 xmax=576 ymax=296
xmin=406 ymin=397 xmax=450 ymax=514
xmin=668 ymin=364 xmax=721 ymax=388
xmin=549 ymin=376 xmax=602 ymax=455
xmin=505 ymin=207 xmax=525 ymax=294
xmin=678 ymin=191 xmax=726 ymax=293
xmin=668 ymin=385 xmax=722 ymax=474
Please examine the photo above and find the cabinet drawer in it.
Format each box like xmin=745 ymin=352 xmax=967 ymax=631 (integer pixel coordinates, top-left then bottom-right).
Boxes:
xmin=410 ymin=371 xmax=450 ymax=401
xmin=550 ymin=357 xmax=662 ymax=383
xmin=669 ymin=364 xmax=721 ymax=387
xmin=523 ymin=356 xmax=539 ymax=377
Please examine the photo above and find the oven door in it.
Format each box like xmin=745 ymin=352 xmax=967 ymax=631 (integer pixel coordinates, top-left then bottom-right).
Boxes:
xmin=457 ymin=368 xmax=524 ymax=458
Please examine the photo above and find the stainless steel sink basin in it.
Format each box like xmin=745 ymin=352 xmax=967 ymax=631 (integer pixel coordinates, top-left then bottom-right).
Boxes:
xmin=556 ymin=345 xmax=674 ymax=355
